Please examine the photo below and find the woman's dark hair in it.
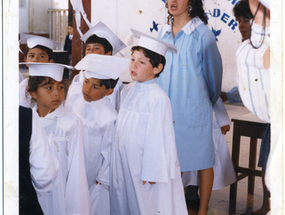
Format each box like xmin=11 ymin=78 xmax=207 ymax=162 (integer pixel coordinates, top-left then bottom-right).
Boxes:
xmin=131 ymin=46 xmax=166 ymax=78
xmin=166 ymin=0 xmax=208 ymax=25
xmin=233 ymin=0 xmax=253 ymax=20
xmin=189 ymin=0 xmax=208 ymax=24
xmin=27 ymin=76 xmax=70 ymax=104
xmin=25 ymin=45 xmax=53 ymax=60
xmin=99 ymin=78 xmax=119 ymax=89
xmin=85 ymin=35 xmax=113 ymax=54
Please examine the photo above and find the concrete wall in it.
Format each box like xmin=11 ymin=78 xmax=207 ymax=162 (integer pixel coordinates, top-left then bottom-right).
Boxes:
xmin=90 ymin=0 xmax=242 ymax=90
xmin=19 ymin=0 xmax=29 ymax=33
xmin=19 ymin=0 xmax=68 ymax=34
xmin=29 ymin=0 xmax=53 ymax=33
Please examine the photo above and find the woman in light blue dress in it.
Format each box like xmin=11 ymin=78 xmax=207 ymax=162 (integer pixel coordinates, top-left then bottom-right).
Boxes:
xmin=158 ymin=1 xmax=223 ymax=214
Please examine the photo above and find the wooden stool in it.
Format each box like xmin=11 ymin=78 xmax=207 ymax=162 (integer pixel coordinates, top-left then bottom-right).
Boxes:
xmin=229 ymin=113 xmax=266 ymax=210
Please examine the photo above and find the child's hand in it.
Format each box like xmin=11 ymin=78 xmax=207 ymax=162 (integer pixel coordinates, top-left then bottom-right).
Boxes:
xmin=142 ymin=181 xmax=156 ymax=185
xmin=221 ymin=125 xmax=230 ymax=135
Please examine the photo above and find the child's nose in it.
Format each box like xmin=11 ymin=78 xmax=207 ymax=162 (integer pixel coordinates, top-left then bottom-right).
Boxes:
xmin=33 ymin=56 xmax=39 ymax=62
xmin=84 ymin=85 xmax=91 ymax=93
xmin=239 ymin=22 xmax=245 ymax=29
xmin=53 ymin=88 xmax=59 ymax=95
xmin=131 ymin=61 xmax=138 ymax=68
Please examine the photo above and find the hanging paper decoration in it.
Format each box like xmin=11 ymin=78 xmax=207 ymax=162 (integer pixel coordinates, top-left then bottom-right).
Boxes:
xmin=70 ymin=0 xmax=92 ymax=37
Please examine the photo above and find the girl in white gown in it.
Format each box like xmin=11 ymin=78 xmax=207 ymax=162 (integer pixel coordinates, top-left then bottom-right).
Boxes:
xmin=25 ymin=62 xmax=91 ymax=215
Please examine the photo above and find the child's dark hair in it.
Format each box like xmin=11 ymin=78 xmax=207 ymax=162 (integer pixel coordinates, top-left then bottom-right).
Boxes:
xmin=68 ymin=22 xmax=73 ymax=27
xmin=233 ymin=0 xmax=253 ymax=20
xmin=99 ymin=78 xmax=119 ymax=89
xmin=25 ymin=45 xmax=53 ymax=60
xmin=85 ymin=35 xmax=113 ymax=54
xmin=166 ymin=0 xmax=208 ymax=25
xmin=131 ymin=46 xmax=166 ymax=78
xmin=27 ymin=76 xmax=70 ymax=104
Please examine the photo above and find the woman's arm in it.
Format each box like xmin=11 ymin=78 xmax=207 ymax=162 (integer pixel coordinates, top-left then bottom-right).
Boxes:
xmin=249 ymin=0 xmax=270 ymax=26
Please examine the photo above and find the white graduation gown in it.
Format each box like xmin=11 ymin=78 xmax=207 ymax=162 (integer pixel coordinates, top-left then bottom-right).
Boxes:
xmin=182 ymin=98 xmax=236 ymax=190
xmin=30 ymin=108 xmax=59 ymax=193
xmin=66 ymin=81 xmax=117 ymax=215
xmin=34 ymin=104 xmax=91 ymax=215
xmin=72 ymin=70 xmax=124 ymax=111
xmin=110 ymin=79 xmax=188 ymax=215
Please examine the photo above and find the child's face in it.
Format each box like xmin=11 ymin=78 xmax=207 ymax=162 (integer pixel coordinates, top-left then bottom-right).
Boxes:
xmin=129 ymin=50 xmax=160 ymax=83
xmin=30 ymin=77 xmax=65 ymax=116
xmin=85 ymin=43 xmax=111 ymax=55
xmin=68 ymin=26 xmax=73 ymax=35
xmin=82 ymin=78 xmax=113 ymax=102
xmin=25 ymin=48 xmax=52 ymax=63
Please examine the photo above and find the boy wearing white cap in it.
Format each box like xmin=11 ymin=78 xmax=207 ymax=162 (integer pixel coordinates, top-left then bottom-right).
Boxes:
xmin=110 ymin=29 xmax=188 ymax=215
xmin=65 ymin=54 xmax=129 ymax=215
xmin=19 ymin=34 xmax=59 ymax=108
xmin=24 ymin=62 xmax=91 ymax=215
xmin=73 ymin=21 xmax=126 ymax=111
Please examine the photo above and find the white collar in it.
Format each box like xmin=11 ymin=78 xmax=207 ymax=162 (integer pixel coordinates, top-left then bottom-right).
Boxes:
xmin=34 ymin=103 xmax=66 ymax=120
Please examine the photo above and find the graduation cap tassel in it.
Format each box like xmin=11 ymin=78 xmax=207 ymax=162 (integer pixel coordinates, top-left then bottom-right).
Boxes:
xmin=70 ymin=0 xmax=93 ymax=37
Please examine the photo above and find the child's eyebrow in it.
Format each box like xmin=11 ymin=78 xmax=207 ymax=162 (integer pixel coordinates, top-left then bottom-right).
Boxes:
xmin=92 ymin=82 xmax=100 ymax=87
xmin=39 ymin=82 xmax=53 ymax=87
xmin=27 ymin=51 xmax=47 ymax=55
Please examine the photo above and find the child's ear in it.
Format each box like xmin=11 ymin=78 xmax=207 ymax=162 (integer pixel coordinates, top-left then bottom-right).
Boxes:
xmin=105 ymin=88 xmax=114 ymax=96
xmin=49 ymin=59 xmax=54 ymax=63
xmin=153 ymin=63 xmax=163 ymax=75
xmin=105 ymin=51 xmax=112 ymax=56
xmin=29 ymin=91 xmax=37 ymax=100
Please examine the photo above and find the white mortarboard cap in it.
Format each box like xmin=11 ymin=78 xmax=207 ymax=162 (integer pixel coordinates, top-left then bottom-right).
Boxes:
xmin=80 ymin=21 xmax=126 ymax=55
xmin=20 ymin=33 xmax=60 ymax=50
xmin=75 ymin=54 xmax=130 ymax=80
xmin=19 ymin=62 xmax=74 ymax=82
xmin=131 ymin=28 xmax=177 ymax=56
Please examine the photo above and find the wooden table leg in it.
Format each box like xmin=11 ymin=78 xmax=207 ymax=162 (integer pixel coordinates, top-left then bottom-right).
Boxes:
xmin=229 ymin=122 xmax=240 ymax=208
xmin=248 ymin=138 xmax=257 ymax=194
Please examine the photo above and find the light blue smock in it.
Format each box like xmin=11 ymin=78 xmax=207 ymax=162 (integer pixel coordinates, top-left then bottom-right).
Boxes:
xmin=158 ymin=17 xmax=223 ymax=171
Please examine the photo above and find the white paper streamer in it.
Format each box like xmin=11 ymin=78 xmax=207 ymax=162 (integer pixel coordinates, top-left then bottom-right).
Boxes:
xmin=70 ymin=0 xmax=92 ymax=37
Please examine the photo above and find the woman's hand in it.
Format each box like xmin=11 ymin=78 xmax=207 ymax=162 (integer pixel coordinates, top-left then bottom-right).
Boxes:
xmin=221 ymin=125 xmax=231 ymax=135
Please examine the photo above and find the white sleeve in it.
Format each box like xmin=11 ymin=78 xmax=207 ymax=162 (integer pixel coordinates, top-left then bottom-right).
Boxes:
xmin=30 ymin=109 xmax=59 ymax=193
xmin=64 ymin=117 xmax=91 ymax=215
xmin=212 ymin=97 xmax=231 ymax=127
xmin=141 ymin=95 xmax=177 ymax=183
xmin=96 ymin=117 xmax=116 ymax=187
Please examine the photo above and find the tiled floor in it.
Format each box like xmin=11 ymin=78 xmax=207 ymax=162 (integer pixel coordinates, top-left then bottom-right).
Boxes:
xmin=188 ymin=104 xmax=266 ymax=215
